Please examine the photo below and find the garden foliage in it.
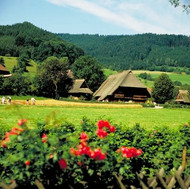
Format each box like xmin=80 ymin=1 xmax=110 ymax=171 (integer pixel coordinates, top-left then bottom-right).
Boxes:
xmin=0 ymin=117 xmax=189 ymax=188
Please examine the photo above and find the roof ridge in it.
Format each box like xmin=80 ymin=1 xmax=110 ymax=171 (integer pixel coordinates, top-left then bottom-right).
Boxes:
xmin=96 ymin=70 xmax=131 ymax=100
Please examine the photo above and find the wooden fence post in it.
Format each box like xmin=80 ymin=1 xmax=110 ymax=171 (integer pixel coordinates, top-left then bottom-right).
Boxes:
xmin=113 ymin=172 xmax=126 ymax=189
xmin=1 ymin=181 xmax=17 ymax=189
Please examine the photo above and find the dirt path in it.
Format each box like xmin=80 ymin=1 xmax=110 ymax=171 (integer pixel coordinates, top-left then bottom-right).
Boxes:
xmin=11 ymin=99 xmax=142 ymax=108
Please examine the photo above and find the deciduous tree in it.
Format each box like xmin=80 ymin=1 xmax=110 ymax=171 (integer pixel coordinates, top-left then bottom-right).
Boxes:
xmin=71 ymin=55 xmax=105 ymax=92
xmin=152 ymin=74 xmax=174 ymax=103
xmin=2 ymin=73 xmax=31 ymax=95
xmin=34 ymin=56 xmax=72 ymax=99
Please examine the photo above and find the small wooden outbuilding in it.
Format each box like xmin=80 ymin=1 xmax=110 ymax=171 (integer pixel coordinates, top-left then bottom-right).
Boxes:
xmin=175 ymin=90 xmax=190 ymax=104
xmin=0 ymin=64 xmax=10 ymax=76
xmin=93 ymin=70 xmax=150 ymax=102
xmin=69 ymin=79 xmax=93 ymax=99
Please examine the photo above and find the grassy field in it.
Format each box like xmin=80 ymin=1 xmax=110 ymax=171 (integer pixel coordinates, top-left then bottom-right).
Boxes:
xmin=0 ymin=56 xmax=37 ymax=77
xmin=103 ymin=68 xmax=118 ymax=78
xmin=0 ymin=104 xmax=189 ymax=132
xmin=1 ymin=56 xmax=17 ymax=72
xmin=133 ymin=70 xmax=190 ymax=87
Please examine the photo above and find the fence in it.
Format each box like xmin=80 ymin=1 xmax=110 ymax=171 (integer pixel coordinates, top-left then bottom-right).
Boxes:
xmin=116 ymin=147 xmax=190 ymax=189
xmin=132 ymin=166 xmax=190 ymax=189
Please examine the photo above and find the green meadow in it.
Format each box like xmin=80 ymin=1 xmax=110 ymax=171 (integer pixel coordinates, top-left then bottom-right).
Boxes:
xmin=133 ymin=70 xmax=190 ymax=87
xmin=1 ymin=56 xmax=37 ymax=78
xmin=102 ymin=69 xmax=190 ymax=87
xmin=0 ymin=105 xmax=189 ymax=132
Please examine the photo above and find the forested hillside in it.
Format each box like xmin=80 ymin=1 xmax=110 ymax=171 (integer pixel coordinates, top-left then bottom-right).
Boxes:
xmin=1 ymin=22 xmax=190 ymax=74
xmin=58 ymin=33 xmax=190 ymax=72
xmin=0 ymin=22 xmax=84 ymax=63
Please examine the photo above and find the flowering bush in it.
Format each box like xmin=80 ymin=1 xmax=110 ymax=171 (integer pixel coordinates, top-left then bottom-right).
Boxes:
xmin=0 ymin=118 xmax=143 ymax=188
xmin=0 ymin=118 xmax=189 ymax=188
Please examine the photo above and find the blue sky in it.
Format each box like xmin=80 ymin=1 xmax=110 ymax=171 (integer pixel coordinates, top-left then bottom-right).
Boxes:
xmin=0 ymin=0 xmax=190 ymax=35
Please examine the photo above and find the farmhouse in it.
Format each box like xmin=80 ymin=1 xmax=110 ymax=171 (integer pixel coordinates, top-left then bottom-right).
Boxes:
xmin=0 ymin=64 xmax=11 ymax=77
xmin=68 ymin=79 xmax=93 ymax=99
xmin=94 ymin=70 xmax=151 ymax=102
xmin=175 ymin=90 xmax=190 ymax=104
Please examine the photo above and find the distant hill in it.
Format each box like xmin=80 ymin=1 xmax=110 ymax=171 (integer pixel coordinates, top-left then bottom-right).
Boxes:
xmin=0 ymin=22 xmax=84 ymax=63
xmin=58 ymin=33 xmax=190 ymax=73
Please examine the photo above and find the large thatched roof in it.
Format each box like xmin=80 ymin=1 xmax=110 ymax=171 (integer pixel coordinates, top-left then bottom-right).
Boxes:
xmin=176 ymin=90 xmax=190 ymax=104
xmin=69 ymin=79 xmax=93 ymax=94
xmin=94 ymin=70 xmax=149 ymax=101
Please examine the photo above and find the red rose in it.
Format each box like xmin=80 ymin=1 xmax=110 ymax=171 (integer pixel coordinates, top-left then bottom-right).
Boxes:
xmin=75 ymin=149 xmax=83 ymax=156
xmin=11 ymin=127 xmax=23 ymax=135
xmin=136 ymin=149 xmax=143 ymax=156
xmin=99 ymin=153 xmax=106 ymax=160
xmin=97 ymin=120 xmax=110 ymax=129
xmin=82 ymin=146 xmax=90 ymax=155
xmin=103 ymin=120 xmax=111 ymax=128
xmin=17 ymin=119 xmax=27 ymax=126
xmin=97 ymin=120 xmax=105 ymax=129
xmin=42 ymin=133 xmax=47 ymax=143
xmin=80 ymin=132 xmax=88 ymax=141
xmin=25 ymin=160 xmax=30 ymax=166
xmin=58 ymin=158 xmax=67 ymax=169
xmin=90 ymin=148 xmax=106 ymax=160
xmin=109 ymin=125 xmax=116 ymax=132
xmin=96 ymin=129 xmax=108 ymax=139
xmin=120 ymin=146 xmax=143 ymax=158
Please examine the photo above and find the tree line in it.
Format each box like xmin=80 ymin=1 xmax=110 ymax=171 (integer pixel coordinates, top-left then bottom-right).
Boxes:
xmin=58 ymin=33 xmax=190 ymax=74
xmin=0 ymin=55 xmax=105 ymax=99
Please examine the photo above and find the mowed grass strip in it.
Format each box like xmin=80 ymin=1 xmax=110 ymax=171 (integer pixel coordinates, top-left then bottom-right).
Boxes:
xmin=11 ymin=99 xmax=142 ymax=108
xmin=0 ymin=104 xmax=189 ymax=131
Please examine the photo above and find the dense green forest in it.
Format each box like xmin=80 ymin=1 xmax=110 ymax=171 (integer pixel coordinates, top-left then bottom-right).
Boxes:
xmin=0 ymin=22 xmax=84 ymax=64
xmin=1 ymin=22 xmax=190 ymax=73
xmin=58 ymin=33 xmax=190 ymax=73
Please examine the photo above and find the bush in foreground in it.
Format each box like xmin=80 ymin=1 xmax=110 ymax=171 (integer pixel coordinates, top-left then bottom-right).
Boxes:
xmin=0 ymin=118 xmax=189 ymax=188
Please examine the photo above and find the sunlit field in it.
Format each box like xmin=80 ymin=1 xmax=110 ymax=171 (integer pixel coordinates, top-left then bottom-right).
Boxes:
xmin=0 ymin=104 xmax=189 ymax=132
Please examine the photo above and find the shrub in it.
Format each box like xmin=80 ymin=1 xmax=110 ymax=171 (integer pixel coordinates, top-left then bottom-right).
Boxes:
xmin=0 ymin=118 xmax=144 ymax=188
xmin=0 ymin=118 xmax=189 ymax=188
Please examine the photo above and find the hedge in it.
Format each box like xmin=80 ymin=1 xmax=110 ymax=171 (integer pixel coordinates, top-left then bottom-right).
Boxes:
xmin=0 ymin=117 xmax=189 ymax=188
